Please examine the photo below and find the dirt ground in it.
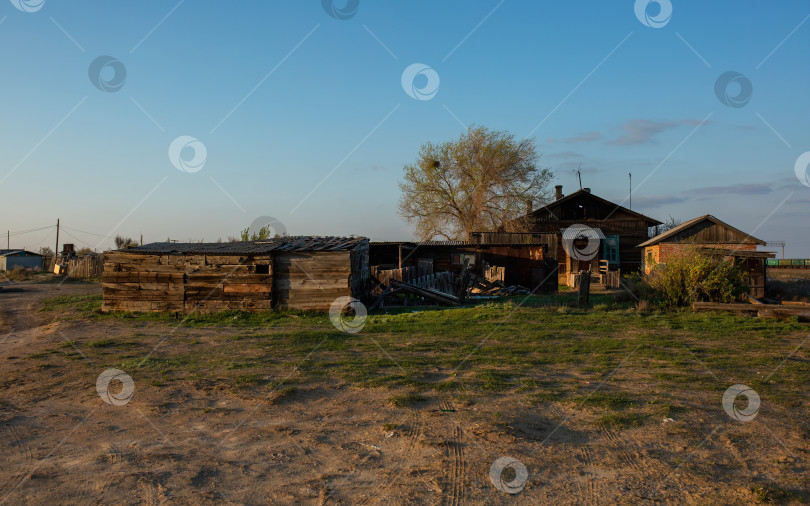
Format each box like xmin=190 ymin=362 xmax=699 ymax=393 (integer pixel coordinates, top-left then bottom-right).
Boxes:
xmin=0 ymin=280 xmax=808 ymax=505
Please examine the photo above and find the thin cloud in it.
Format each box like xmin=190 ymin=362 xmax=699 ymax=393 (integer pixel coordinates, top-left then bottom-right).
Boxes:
xmin=692 ymin=183 xmax=773 ymax=196
xmin=630 ymin=195 xmax=688 ymax=209
xmin=546 ymin=151 xmax=583 ymax=159
xmin=564 ymin=131 xmax=601 ymax=143
xmin=608 ymin=118 xmax=708 ymax=146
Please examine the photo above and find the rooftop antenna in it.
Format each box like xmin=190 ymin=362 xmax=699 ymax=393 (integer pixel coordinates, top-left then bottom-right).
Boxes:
xmin=629 ymin=172 xmax=632 ymax=210
xmin=577 ymin=165 xmax=582 ymax=190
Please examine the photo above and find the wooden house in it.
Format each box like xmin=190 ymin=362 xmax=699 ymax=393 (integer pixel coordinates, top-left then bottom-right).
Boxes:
xmin=102 ymin=236 xmax=369 ymax=313
xmin=369 ymin=240 xmax=557 ymax=293
xmin=504 ymin=185 xmax=662 ymax=285
xmin=637 ymin=214 xmax=774 ymax=298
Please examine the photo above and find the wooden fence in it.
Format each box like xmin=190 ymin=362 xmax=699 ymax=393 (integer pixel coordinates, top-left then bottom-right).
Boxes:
xmin=47 ymin=255 xmax=104 ymax=279
xmin=370 ymin=266 xmax=459 ymax=295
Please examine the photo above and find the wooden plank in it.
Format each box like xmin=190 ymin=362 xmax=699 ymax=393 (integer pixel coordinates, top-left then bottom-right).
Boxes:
xmin=223 ymin=283 xmax=272 ymax=293
xmin=757 ymin=308 xmax=810 ymax=322
xmin=692 ymin=302 xmax=761 ymax=313
xmin=745 ymin=294 xmax=764 ymax=305
xmin=389 ymin=279 xmax=460 ymax=306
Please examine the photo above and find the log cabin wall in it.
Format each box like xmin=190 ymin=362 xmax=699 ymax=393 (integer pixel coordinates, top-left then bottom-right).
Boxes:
xmin=103 ymin=252 xmax=274 ymax=313
xmin=102 ymin=237 xmax=369 ymax=313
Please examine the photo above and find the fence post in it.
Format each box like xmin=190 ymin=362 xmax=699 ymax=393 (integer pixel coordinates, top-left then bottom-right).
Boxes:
xmin=578 ymin=270 xmax=590 ymax=307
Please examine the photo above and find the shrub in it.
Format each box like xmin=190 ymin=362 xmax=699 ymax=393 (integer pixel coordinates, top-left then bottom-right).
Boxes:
xmin=635 ymin=245 xmax=749 ymax=308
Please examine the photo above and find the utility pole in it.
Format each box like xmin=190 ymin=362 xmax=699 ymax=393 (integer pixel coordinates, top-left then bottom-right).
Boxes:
xmin=55 ymin=219 xmax=60 ymax=260
xmin=7 ymin=230 xmax=8 ymax=249
xmin=140 ymin=233 xmax=143 ymax=246
xmin=629 ymin=172 xmax=632 ymax=210
xmin=577 ymin=166 xmax=582 ymax=190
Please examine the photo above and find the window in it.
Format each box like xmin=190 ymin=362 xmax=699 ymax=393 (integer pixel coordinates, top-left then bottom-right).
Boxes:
xmin=602 ymin=235 xmax=620 ymax=266
xmin=255 ymin=264 xmax=270 ymax=274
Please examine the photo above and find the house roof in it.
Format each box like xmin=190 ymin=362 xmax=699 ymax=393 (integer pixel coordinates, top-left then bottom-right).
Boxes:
xmin=526 ymin=189 xmax=662 ymax=226
xmin=118 ymin=236 xmax=368 ymax=255
xmin=637 ymin=214 xmax=766 ymax=247
xmin=0 ymin=249 xmax=43 ymax=257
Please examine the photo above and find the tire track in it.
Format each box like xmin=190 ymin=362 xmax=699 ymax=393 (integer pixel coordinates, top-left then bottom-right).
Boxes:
xmin=0 ymin=425 xmax=34 ymax=500
xmin=357 ymin=408 xmax=424 ymax=506
xmin=548 ymin=403 xmax=601 ymax=506
xmin=443 ymin=426 xmax=465 ymax=506
xmin=600 ymin=425 xmax=643 ymax=473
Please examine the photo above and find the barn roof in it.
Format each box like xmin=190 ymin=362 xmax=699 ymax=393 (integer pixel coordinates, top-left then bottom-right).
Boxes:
xmin=119 ymin=236 xmax=368 ymax=255
xmin=637 ymin=215 xmax=766 ymax=247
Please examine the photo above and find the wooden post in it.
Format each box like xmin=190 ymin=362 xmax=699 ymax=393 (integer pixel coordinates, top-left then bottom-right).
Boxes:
xmin=578 ymin=270 xmax=590 ymax=307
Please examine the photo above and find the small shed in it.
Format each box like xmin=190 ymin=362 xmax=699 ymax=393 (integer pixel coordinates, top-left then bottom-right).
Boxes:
xmin=638 ymin=215 xmax=774 ymax=298
xmin=102 ymin=236 xmax=369 ymax=313
xmin=0 ymin=250 xmax=44 ymax=271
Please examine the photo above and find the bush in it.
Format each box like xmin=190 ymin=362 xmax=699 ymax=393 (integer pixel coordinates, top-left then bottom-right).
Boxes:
xmin=634 ymin=245 xmax=749 ymax=308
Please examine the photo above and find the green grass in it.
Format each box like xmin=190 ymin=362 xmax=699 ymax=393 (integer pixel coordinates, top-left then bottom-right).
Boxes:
xmin=30 ymin=291 xmax=810 ymax=423
xmin=596 ymin=412 xmax=648 ymax=429
xmin=389 ymin=392 xmax=426 ymax=407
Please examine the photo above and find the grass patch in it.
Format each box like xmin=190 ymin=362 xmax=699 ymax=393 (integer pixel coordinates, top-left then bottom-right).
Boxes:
xmin=596 ymin=412 xmax=647 ymax=429
xmin=389 ymin=392 xmax=426 ymax=408
xmin=571 ymin=391 xmax=635 ymax=410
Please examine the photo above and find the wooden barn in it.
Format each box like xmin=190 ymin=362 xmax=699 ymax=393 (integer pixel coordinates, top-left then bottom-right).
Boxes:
xmin=502 ymin=185 xmax=662 ymax=286
xmin=369 ymin=240 xmax=557 ymax=293
xmin=638 ymin=215 xmax=774 ymax=298
xmin=102 ymin=236 xmax=369 ymax=313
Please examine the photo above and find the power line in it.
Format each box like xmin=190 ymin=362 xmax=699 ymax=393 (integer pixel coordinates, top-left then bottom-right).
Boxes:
xmin=7 ymin=225 xmax=55 ymax=237
xmin=61 ymin=225 xmax=116 ymax=239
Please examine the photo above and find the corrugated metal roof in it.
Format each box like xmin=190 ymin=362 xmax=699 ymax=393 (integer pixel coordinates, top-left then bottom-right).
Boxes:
xmin=370 ymin=241 xmax=548 ymax=247
xmin=118 ymin=236 xmax=368 ymax=255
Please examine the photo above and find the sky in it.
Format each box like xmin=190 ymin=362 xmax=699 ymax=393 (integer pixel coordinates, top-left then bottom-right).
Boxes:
xmin=1 ymin=0 xmax=809 ymax=256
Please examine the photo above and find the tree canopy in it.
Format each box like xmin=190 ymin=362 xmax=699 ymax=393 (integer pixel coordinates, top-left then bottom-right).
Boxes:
xmin=398 ymin=126 xmax=552 ymax=240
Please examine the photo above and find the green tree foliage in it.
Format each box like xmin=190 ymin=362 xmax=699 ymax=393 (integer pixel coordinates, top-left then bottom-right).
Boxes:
xmin=635 ymin=245 xmax=749 ymax=307
xmin=398 ymin=126 xmax=552 ymax=240
xmin=240 ymin=225 xmax=275 ymax=241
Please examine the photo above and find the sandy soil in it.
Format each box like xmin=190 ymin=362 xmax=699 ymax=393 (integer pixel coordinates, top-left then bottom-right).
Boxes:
xmin=0 ymin=281 xmax=807 ymax=505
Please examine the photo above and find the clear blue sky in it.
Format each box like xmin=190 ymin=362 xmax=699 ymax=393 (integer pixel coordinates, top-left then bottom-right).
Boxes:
xmin=2 ymin=1 xmax=809 ymax=256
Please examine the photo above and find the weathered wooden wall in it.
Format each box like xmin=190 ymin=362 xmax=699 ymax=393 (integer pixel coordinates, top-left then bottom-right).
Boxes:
xmin=102 ymin=252 xmax=274 ymax=313
xmin=272 ymin=251 xmax=353 ymax=311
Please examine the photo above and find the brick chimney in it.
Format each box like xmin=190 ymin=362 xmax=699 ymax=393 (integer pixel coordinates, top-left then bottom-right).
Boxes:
xmin=555 ymin=185 xmax=564 ymax=201
xmin=583 ymin=187 xmax=591 ymax=193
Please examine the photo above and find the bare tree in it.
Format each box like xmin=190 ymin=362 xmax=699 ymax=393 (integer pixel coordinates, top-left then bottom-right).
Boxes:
xmin=114 ymin=235 xmax=138 ymax=249
xmin=398 ymin=126 xmax=552 ymax=240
